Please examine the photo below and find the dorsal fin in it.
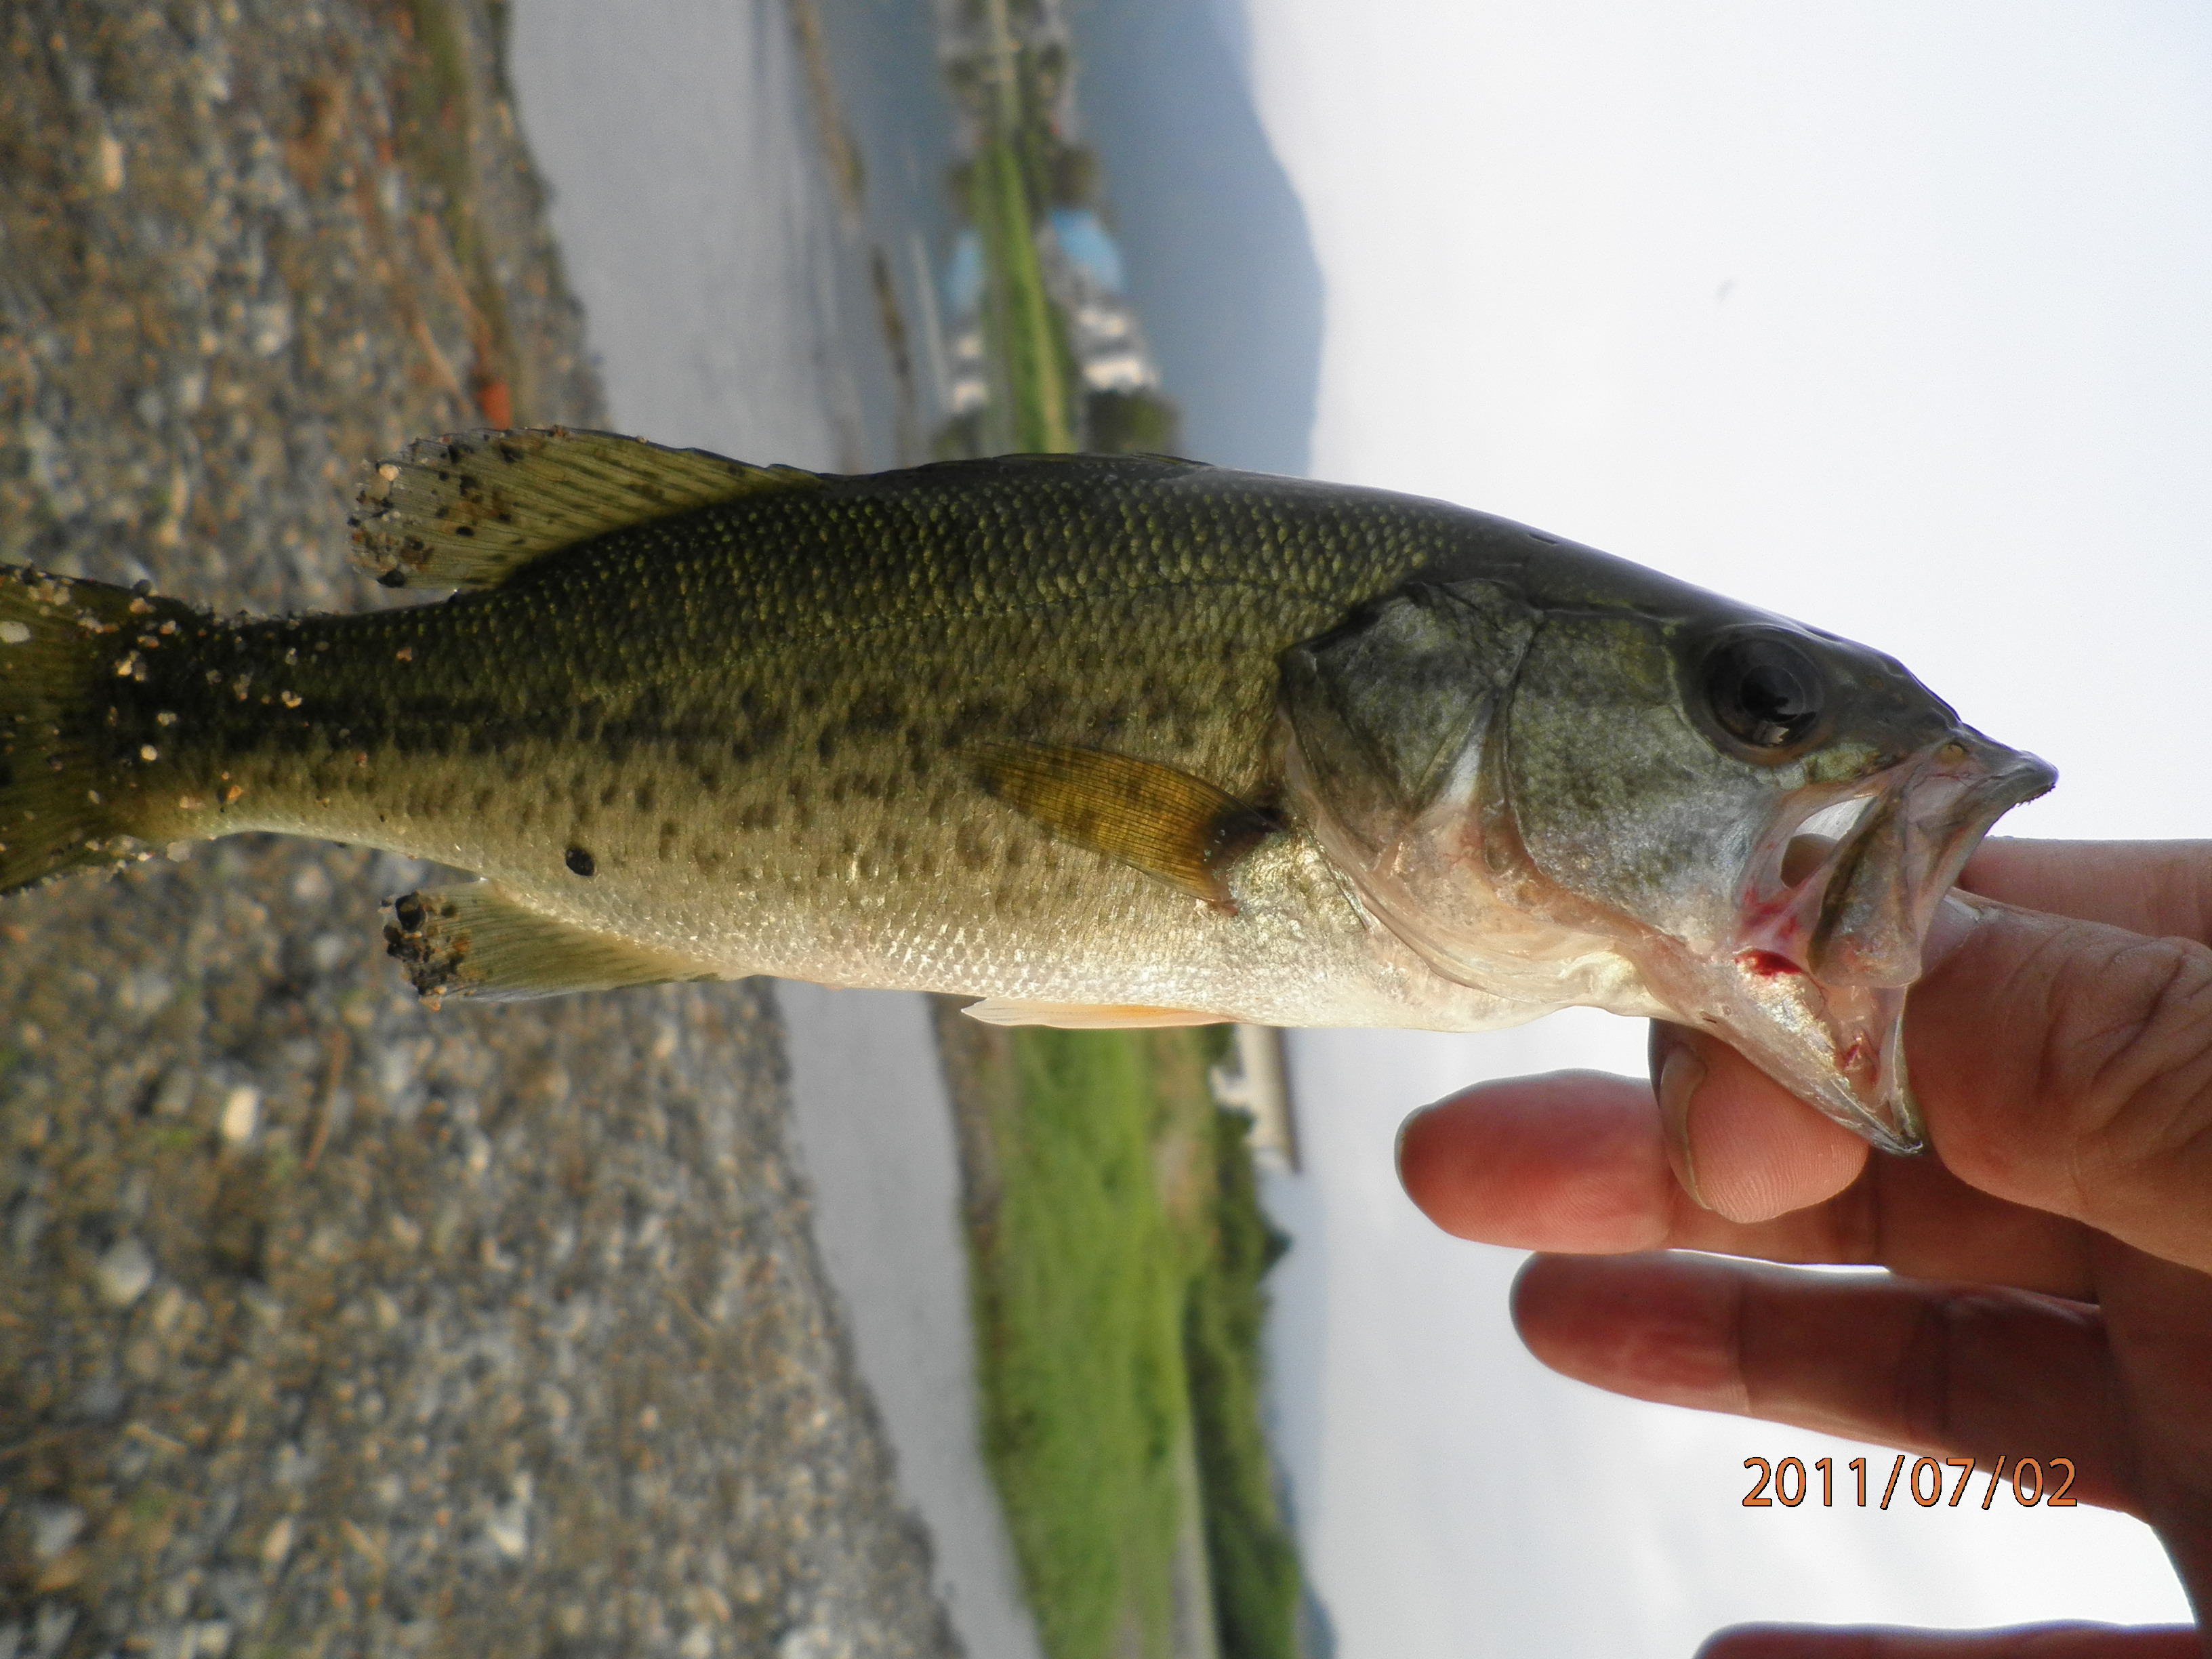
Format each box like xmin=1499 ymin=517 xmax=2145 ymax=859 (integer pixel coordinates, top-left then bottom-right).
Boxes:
xmin=972 ymin=741 xmax=1282 ymax=911
xmin=349 ymin=428 xmax=821 ymax=591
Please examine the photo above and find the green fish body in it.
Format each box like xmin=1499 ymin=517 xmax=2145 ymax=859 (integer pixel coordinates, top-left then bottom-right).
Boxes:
xmin=0 ymin=432 xmax=2053 ymax=1150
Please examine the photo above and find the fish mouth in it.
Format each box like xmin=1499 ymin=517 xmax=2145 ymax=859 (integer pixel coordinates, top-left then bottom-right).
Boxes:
xmin=1684 ymin=729 xmax=2056 ymax=1152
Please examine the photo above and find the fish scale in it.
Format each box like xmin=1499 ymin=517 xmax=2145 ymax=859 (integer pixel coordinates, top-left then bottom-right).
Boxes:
xmin=0 ymin=432 xmax=2053 ymax=1150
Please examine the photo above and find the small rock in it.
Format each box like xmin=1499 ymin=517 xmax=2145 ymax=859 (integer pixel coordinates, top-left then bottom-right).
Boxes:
xmin=94 ymin=131 xmax=125 ymax=193
xmin=73 ymin=1374 xmax=125 ymax=1422
xmin=485 ymin=1473 xmax=532 ymax=1561
xmin=125 ymin=1334 xmax=165 ymax=1380
xmin=10 ymin=1197 xmax=48 ymax=1261
xmin=28 ymin=1504 xmax=84 ymax=1562
xmin=117 ymin=968 xmax=175 ymax=1016
xmin=150 ymin=1284 xmax=188 ymax=1336
xmin=218 ymin=1086 xmax=260 ymax=1145
xmin=152 ymin=1069 xmax=195 ymax=1117
xmin=485 ymin=1508 xmax=527 ymax=1561
xmin=30 ymin=1603 xmax=77 ymax=1657
xmin=259 ymin=1515 xmax=293 ymax=1569
xmin=239 ymin=1285 xmax=283 ymax=1330
xmin=245 ymin=298 xmax=292 ymax=358
xmin=97 ymin=1235 xmax=155 ymax=1306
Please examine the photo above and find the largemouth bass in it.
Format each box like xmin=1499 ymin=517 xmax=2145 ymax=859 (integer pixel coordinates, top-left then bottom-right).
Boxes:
xmin=0 ymin=431 xmax=2051 ymax=1152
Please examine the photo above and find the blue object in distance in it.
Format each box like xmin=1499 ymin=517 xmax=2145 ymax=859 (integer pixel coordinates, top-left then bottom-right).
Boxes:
xmin=945 ymin=228 xmax=984 ymax=316
xmin=1047 ymin=208 xmax=1128 ymax=292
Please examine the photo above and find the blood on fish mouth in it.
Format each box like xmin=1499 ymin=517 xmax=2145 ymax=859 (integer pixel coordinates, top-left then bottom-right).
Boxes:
xmin=1737 ymin=949 xmax=1801 ymax=978
xmin=1689 ymin=731 xmax=2055 ymax=1152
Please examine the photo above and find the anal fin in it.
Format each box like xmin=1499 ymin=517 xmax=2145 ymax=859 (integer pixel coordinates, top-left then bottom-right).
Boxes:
xmin=384 ymin=883 xmax=723 ymax=1002
xmin=962 ymin=998 xmax=1227 ymax=1029
xmin=972 ymin=741 xmax=1281 ymax=909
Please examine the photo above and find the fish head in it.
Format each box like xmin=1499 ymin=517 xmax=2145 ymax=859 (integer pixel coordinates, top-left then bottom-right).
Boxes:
xmin=1284 ymin=553 xmax=2054 ymax=1153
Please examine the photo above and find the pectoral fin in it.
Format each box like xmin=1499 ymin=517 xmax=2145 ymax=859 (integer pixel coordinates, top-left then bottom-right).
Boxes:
xmin=383 ymin=883 xmax=724 ymax=1002
xmin=972 ymin=741 xmax=1281 ymax=909
xmin=962 ymin=998 xmax=1227 ymax=1029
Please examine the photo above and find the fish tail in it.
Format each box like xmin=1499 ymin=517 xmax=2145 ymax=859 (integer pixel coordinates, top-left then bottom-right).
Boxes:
xmin=0 ymin=565 xmax=199 ymax=894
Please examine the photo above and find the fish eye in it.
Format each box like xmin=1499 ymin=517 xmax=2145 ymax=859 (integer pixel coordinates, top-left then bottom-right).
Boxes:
xmin=1700 ymin=632 xmax=1826 ymax=754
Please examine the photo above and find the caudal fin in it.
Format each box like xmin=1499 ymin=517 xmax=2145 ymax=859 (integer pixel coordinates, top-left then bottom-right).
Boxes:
xmin=0 ymin=566 xmax=172 ymax=893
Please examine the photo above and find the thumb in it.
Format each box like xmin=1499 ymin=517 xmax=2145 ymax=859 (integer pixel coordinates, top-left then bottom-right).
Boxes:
xmin=1911 ymin=893 xmax=2212 ymax=1273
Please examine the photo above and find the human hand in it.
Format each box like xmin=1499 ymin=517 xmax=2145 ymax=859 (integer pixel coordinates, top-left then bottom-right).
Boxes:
xmin=1395 ymin=840 xmax=2212 ymax=1654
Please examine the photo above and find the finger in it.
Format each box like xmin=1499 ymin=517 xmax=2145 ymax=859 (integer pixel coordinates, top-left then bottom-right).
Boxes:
xmin=1398 ymin=1067 xmax=1858 ymax=1250
xmin=1639 ymin=843 xmax=2212 ymax=1265
xmin=1665 ymin=1033 xmax=2097 ymax=1294
xmin=1700 ymin=1624 xmax=2202 ymax=1658
xmin=1563 ymin=892 xmax=2212 ymax=1279
xmin=1962 ymin=838 xmax=2212 ymax=946
xmin=1509 ymin=1252 xmax=2135 ymax=1514
xmin=1399 ymin=1067 xmax=1877 ymax=1256
xmin=1652 ymin=1023 xmax=1868 ymax=1223
xmin=1399 ymin=1071 xmax=2097 ymax=1297
xmin=2095 ymin=1246 xmax=2212 ymax=1601
xmin=1911 ymin=896 xmax=2212 ymax=1275
xmin=1397 ymin=1070 xmax=1681 ymax=1253
xmin=1404 ymin=846 xmax=2212 ymax=1275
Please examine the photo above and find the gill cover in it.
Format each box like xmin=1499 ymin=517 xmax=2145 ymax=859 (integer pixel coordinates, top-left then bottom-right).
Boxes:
xmin=1282 ymin=579 xmax=1534 ymax=835
xmin=1285 ymin=560 xmax=2054 ymax=1155
xmin=1282 ymin=579 xmax=1664 ymax=1017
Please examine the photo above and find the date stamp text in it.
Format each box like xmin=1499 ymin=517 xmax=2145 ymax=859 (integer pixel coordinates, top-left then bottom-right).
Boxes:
xmin=1743 ymin=1455 xmax=2078 ymax=1509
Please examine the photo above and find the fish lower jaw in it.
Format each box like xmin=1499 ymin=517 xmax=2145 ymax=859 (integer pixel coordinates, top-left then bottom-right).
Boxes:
xmin=1658 ymin=954 xmax=1924 ymax=1153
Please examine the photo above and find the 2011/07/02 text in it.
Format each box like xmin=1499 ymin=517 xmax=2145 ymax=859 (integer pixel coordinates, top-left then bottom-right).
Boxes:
xmin=1743 ymin=1456 xmax=2079 ymax=1510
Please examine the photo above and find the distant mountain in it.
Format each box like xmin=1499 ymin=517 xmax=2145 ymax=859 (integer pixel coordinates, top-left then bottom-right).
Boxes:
xmin=1066 ymin=0 xmax=1324 ymax=476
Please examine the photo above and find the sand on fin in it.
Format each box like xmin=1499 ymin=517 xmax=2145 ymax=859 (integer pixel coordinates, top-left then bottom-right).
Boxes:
xmin=961 ymin=998 xmax=1227 ymax=1029
xmin=349 ymin=427 xmax=821 ymax=591
xmin=0 ymin=567 xmax=201 ymax=894
xmin=383 ymin=882 xmax=724 ymax=1002
xmin=972 ymin=741 xmax=1281 ymax=909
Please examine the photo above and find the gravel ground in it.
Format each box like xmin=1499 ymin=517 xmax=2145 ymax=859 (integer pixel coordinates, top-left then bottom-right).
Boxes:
xmin=0 ymin=4 xmax=956 ymax=1655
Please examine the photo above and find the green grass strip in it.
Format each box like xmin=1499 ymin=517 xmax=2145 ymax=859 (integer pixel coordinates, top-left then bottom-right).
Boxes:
xmin=969 ymin=137 xmax=1075 ymax=453
xmin=955 ymin=1022 xmax=1305 ymax=1659
xmin=972 ymin=1029 xmax=1187 ymax=1659
xmin=1185 ymin=1107 xmax=1303 ymax=1659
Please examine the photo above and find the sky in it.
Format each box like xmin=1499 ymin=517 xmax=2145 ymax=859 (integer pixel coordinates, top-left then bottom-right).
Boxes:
xmin=1238 ymin=3 xmax=2212 ymax=1654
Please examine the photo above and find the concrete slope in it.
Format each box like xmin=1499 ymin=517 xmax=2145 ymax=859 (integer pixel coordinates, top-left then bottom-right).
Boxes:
xmin=781 ymin=987 xmax=1047 ymax=1659
xmin=506 ymin=8 xmax=1043 ymax=1656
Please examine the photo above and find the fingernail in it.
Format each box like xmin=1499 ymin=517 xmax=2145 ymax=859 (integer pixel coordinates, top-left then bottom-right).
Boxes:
xmin=1921 ymin=890 xmax=1993 ymax=973
xmin=1657 ymin=1044 xmax=1711 ymax=1210
xmin=1394 ymin=1101 xmax=1439 ymax=1172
